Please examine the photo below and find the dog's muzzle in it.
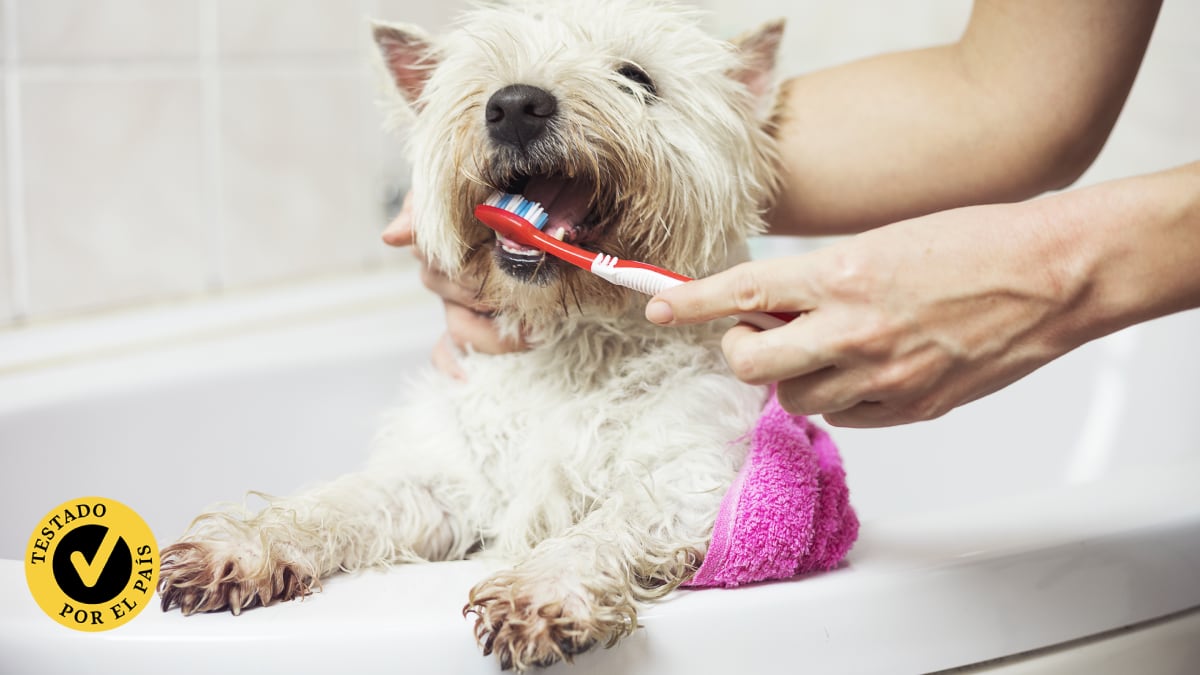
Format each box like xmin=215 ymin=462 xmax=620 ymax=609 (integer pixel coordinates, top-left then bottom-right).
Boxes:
xmin=480 ymin=84 xmax=612 ymax=285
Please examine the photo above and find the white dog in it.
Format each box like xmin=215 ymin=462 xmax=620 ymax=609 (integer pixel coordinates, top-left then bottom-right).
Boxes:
xmin=159 ymin=1 xmax=784 ymax=669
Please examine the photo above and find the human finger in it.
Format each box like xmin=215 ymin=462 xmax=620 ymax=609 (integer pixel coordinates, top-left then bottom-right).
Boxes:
xmin=775 ymin=367 xmax=874 ymax=417
xmin=646 ymin=259 xmax=814 ymax=326
xmin=821 ymin=397 xmax=947 ymax=429
xmin=420 ymin=264 xmax=491 ymax=312
xmin=821 ymin=401 xmax=905 ymax=428
xmin=718 ymin=319 xmax=835 ymax=385
xmin=431 ymin=333 xmax=466 ymax=381
xmin=443 ymin=303 xmax=526 ymax=355
xmin=382 ymin=192 xmax=415 ymax=247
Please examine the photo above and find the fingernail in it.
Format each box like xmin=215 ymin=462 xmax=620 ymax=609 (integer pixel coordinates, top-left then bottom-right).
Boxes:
xmin=645 ymin=299 xmax=674 ymax=324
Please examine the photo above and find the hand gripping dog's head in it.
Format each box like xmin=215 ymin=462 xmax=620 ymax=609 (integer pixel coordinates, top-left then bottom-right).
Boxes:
xmin=374 ymin=0 xmax=783 ymax=332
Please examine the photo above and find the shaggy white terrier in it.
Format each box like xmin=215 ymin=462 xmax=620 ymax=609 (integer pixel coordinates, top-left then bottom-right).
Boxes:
xmin=159 ymin=1 xmax=784 ymax=669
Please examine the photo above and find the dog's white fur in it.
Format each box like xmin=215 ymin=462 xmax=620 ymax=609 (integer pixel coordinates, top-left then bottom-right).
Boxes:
xmin=159 ymin=1 xmax=783 ymax=669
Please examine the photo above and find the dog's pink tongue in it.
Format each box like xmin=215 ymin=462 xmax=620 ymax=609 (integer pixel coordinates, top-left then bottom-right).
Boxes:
xmin=523 ymin=176 xmax=590 ymax=237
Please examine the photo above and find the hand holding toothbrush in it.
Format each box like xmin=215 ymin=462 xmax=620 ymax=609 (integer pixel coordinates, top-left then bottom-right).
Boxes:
xmin=644 ymin=197 xmax=1126 ymax=429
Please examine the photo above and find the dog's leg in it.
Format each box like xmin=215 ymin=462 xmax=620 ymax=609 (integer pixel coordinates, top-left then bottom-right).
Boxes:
xmin=159 ymin=470 xmax=477 ymax=615
xmin=465 ymin=475 xmax=723 ymax=671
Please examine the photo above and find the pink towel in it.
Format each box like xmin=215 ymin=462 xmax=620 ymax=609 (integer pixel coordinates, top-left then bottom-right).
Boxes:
xmin=684 ymin=392 xmax=858 ymax=588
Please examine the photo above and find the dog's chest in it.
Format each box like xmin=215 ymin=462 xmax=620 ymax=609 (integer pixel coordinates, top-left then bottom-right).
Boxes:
xmin=452 ymin=350 xmax=638 ymax=476
xmin=448 ymin=332 xmax=749 ymax=485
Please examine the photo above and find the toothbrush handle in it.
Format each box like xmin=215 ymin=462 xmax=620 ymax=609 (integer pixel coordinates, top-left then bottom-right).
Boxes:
xmin=590 ymin=257 xmax=796 ymax=331
xmin=590 ymin=257 xmax=691 ymax=295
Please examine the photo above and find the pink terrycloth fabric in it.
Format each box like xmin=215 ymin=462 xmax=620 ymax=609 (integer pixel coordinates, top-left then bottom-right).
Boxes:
xmin=684 ymin=391 xmax=858 ymax=588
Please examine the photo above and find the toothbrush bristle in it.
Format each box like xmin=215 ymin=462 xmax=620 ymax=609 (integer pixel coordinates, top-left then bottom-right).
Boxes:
xmin=488 ymin=192 xmax=551 ymax=230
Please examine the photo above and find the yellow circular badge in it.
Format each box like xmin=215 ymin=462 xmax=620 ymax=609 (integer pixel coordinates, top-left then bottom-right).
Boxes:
xmin=25 ymin=497 xmax=159 ymax=632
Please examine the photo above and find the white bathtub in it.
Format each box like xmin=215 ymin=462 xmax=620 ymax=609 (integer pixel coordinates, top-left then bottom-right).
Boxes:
xmin=2 ymin=271 xmax=1199 ymax=674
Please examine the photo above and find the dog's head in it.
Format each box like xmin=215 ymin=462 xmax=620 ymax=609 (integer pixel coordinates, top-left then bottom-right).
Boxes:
xmin=374 ymin=0 xmax=782 ymax=329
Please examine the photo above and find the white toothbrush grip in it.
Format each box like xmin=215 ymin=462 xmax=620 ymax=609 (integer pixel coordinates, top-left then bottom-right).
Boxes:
xmin=590 ymin=257 xmax=788 ymax=330
xmin=590 ymin=260 xmax=686 ymax=296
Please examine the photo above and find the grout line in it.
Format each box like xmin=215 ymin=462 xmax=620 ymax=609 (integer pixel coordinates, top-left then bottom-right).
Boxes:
xmin=199 ymin=0 xmax=225 ymax=291
xmin=3 ymin=0 xmax=29 ymax=320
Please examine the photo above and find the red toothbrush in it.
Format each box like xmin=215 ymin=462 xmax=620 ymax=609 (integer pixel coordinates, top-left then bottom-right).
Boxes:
xmin=475 ymin=193 xmax=795 ymax=330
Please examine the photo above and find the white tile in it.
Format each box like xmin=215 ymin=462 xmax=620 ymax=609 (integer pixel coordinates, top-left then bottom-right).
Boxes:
xmin=373 ymin=0 xmax=462 ymax=32
xmin=21 ymin=78 xmax=208 ymax=318
xmin=17 ymin=0 xmax=202 ymax=63
xmin=220 ymin=73 xmax=380 ymax=286
xmin=218 ymin=0 xmax=365 ymax=59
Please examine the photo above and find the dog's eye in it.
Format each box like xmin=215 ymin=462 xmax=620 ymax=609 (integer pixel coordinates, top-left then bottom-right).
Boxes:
xmin=616 ymin=63 xmax=657 ymax=98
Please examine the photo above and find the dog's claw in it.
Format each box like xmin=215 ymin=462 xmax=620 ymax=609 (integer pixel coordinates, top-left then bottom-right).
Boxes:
xmin=159 ymin=541 xmax=316 ymax=615
xmin=465 ymin=576 xmax=611 ymax=671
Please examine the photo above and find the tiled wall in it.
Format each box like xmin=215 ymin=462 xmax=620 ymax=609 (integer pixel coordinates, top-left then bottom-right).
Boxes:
xmin=0 ymin=0 xmax=459 ymax=327
xmin=2 ymin=1 xmax=1196 ymax=327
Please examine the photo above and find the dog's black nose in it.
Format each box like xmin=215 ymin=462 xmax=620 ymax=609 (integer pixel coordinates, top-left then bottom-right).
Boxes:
xmin=485 ymin=84 xmax=557 ymax=151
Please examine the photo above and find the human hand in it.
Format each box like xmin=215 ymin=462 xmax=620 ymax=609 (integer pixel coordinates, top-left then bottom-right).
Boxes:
xmin=645 ymin=202 xmax=1083 ymax=427
xmin=384 ymin=192 xmax=526 ymax=379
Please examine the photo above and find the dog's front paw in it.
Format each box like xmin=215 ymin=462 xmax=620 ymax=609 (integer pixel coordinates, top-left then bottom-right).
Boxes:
xmin=159 ymin=539 xmax=316 ymax=615
xmin=464 ymin=573 xmax=633 ymax=671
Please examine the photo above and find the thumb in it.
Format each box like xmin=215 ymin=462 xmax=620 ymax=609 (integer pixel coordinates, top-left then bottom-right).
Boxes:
xmin=645 ymin=258 xmax=810 ymax=326
xmin=382 ymin=192 xmax=415 ymax=247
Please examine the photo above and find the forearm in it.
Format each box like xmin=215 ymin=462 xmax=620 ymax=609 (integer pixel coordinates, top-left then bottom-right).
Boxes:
xmin=1047 ymin=161 xmax=1200 ymax=350
xmin=769 ymin=0 xmax=1161 ymax=235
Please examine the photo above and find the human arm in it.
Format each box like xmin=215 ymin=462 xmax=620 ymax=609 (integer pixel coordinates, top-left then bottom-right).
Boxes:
xmin=647 ymin=161 xmax=1200 ymax=427
xmin=769 ymin=0 xmax=1162 ymax=235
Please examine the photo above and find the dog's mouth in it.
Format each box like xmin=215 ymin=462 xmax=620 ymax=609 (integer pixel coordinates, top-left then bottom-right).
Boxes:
xmin=489 ymin=172 xmax=604 ymax=283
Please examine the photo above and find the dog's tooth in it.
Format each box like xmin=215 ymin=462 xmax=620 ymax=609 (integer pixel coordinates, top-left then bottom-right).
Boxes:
xmin=553 ymin=227 xmax=566 ymax=240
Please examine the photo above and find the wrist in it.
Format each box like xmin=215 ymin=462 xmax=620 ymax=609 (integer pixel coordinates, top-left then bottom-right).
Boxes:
xmin=1039 ymin=163 xmax=1200 ymax=349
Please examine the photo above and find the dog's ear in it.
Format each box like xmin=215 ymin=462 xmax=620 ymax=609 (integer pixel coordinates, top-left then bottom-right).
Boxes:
xmin=729 ymin=19 xmax=785 ymax=116
xmin=372 ymin=20 xmax=437 ymax=110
